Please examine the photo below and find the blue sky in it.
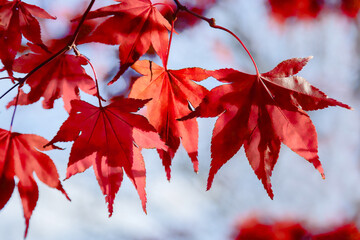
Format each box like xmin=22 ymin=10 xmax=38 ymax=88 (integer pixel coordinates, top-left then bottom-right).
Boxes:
xmin=0 ymin=0 xmax=359 ymax=239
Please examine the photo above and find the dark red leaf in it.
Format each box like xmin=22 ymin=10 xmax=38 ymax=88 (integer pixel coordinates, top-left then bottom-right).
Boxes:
xmin=232 ymin=217 xmax=360 ymax=240
xmin=267 ymin=0 xmax=324 ymax=21
xmin=181 ymin=57 xmax=351 ymax=198
xmin=341 ymin=0 xmax=360 ymax=18
xmin=313 ymin=223 xmax=360 ymax=240
xmin=233 ymin=217 xmax=310 ymax=240
xmin=45 ymin=98 xmax=167 ymax=215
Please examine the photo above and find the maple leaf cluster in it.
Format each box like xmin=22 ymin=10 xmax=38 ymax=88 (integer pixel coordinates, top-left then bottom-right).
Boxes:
xmin=0 ymin=0 xmax=351 ymax=238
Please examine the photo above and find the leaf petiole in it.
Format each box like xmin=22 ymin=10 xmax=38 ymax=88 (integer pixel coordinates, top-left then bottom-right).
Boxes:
xmin=164 ymin=8 xmax=179 ymax=69
xmin=81 ymin=55 xmax=103 ymax=108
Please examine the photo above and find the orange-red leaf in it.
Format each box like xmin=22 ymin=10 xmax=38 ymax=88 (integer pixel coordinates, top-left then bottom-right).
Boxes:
xmin=84 ymin=0 xmax=171 ymax=83
xmin=0 ymin=129 xmax=68 ymax=238
xmin=129 ymin=60 xmax=209 ymax=180
xmin=7 ymin=43 xmax=96 ymax=112
xmin=45 ymin=98 xmax=167 ymax=215
xmin=181 ymin=57 xmax=351 ymax=198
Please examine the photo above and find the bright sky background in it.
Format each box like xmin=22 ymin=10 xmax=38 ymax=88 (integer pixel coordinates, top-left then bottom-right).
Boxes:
xmin=0 ymin=0 xmax=359 ymax=239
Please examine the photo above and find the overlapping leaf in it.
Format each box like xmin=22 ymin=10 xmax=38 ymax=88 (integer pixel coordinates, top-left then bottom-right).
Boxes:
xmin=0 ymin=0 xmax=55 ymax=75
xmin=7 ymin=43 xmax=96 ymax=112
xmin=129 ymin=60 xmax=209 ymax=180
xmin=84 ymin=0 xmax=171 ymax=84
xmin=0 ymin=129 xmax=69 ymax=238
xmin=45 ymin=98 xmax=167 ymax=215
xmin=181 ymin=57 xmax=351 ymax=198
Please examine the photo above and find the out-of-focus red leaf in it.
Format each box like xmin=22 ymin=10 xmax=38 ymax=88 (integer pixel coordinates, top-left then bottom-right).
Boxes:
xmin=232 ymin=217 xmax=360 ymax=240
xmin=129 ymin=60 xmax=209 ymax=180
xmin=341 ymin=0 xmax=360 ymax=18
xmin=267 ymin=0 xmax=324 ymax=21
xmin=313 ymin=223 xmax=360 ymax=240
xmin=0 ymin=129 xmax=69 ymax=238
xmin=45 ymin=98 xmax=167 ymax=215
xmin=181 ymin=57 xmax=351 ymax=198
xmin=212 ymin=39 xmax=235 ymax=64
xmin=233 ymin=217 xmax=309 ymax=240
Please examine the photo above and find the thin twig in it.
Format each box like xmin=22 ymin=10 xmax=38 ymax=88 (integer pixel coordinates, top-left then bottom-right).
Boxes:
xmin=69 ymin=0 xmax=96 ymax=46
xmin=0 ymin=83 xmax=20 ymax=100
xmin=173 ymin=0 xmax=260 ymax=76
xmin=9 ymin=88 xmax=20 ymax=132
xmin=0 ymin=76 xmax=15 ymax=80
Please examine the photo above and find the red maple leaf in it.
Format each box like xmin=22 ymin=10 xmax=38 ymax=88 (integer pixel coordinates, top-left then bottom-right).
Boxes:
xmin=0 ymin=0 xmax=55 ymax=75
xmin=181 ymin=57 xmax=351 ymax=198
xmin=232 ymin=217 xmax=310 ymax=240
xmin=232 ymin=217 xmax=360 ymax=240
xmin=129 ymin=60 xmax=209 ymax=180
xmin=0 ymin=129 xmax=69 ymax=238
xmin=267 ymin=0 xmax=324 ymax=21
xmin=83 ymin=0 xmax=171 ymax=84
xmin=313 ymin=223 xmax=360 ymax=240
xmin=341 ymin=0 xmax=360 ymax=18
xmin=45 ymin=98 xmax=167 ymax=215
xmin=7 ymin=42 xmax=96 ymax=112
